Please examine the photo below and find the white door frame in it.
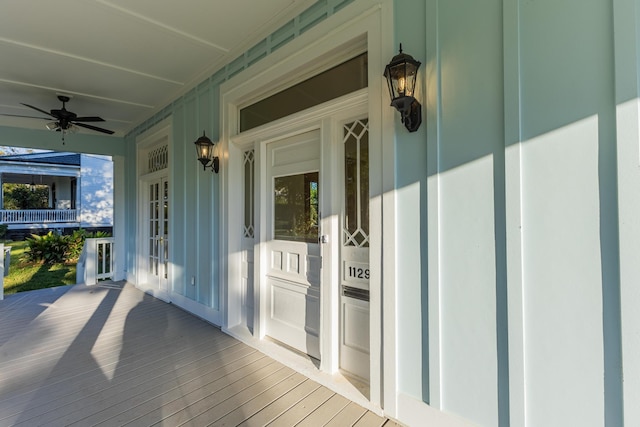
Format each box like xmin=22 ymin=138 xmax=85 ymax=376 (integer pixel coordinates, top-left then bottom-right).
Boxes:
xmin=135 ymin=119 xmax=172 ymax=302
xmin=229 ymin=92 xmax=368 ymax=372
xmin=219 ymin=0 xmax=394 ymax=412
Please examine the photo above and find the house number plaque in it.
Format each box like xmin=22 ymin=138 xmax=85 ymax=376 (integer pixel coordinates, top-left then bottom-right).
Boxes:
xmin=344 ymin=260 xmax=370 ymax=283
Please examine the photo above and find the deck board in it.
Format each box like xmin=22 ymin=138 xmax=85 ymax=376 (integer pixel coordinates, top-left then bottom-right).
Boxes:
xmin=324 ymin=402 xmax=369 ymax=426
xmin=237 ymin=380 xmax=320 ymax=427
xmin=266 ymin=386 xmax=335 ymax=426
xmin=296 ymin=393 xmax=351 ymax=426
xmin=0 ymin=283 xmax=394 ymax=426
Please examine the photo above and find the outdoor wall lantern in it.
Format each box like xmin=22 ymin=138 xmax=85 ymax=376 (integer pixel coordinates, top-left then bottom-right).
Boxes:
xmin=384 ymin=44 xmax=422 ymax=132
xmin=194 ymin=131 xmax=219 ymax=174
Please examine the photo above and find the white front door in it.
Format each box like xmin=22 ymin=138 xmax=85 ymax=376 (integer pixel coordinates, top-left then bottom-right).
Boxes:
xmin=146 ymin=177 xmax=169 ymax=294
xmin=265 ymin=130 xmax=322 ymax=359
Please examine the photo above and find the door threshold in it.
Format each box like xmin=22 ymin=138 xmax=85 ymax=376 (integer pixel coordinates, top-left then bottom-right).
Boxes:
xmin=223 ymin=324 xmax=382 ymax=416
xmin=339 ymin=369 xmax=370 ymax=400
xmin=262 ymin=335 xmax=321 ymax=369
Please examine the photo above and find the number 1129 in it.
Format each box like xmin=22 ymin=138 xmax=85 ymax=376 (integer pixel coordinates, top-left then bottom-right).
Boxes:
xmin=348 ymin=266 xmax=370 ymax=280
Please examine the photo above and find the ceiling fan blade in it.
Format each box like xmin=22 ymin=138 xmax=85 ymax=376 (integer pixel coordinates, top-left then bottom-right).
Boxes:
xmin=21 ymin=103 xmax=55 ymax=118
xmin=0 ymin=113 xmax=50 ymax=120
xmin=74 ymin=122 xmax=115 ymax=135
xmin=73 ymin=116 xmax=105 ymax=122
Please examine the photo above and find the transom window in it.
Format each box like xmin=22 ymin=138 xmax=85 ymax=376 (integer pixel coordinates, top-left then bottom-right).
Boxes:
xmin=240 ymin=53 xmax=367 ymax=132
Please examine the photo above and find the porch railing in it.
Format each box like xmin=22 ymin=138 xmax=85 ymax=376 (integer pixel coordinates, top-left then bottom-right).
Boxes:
xmin=76 ymin=237 xmax=115 ymax=285
xmin=0 ymin=209 xmax=78 ymax=224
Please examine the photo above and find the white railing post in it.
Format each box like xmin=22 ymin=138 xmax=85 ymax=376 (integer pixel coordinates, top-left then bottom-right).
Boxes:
xmin=76 ymin=241 xmax=88 ymax=285
xmin=96 ymin=238 xmax=115 ymax=281
xmin=85 ymin=238 xmax=97 ymax=285
xmin=79 ymin=237 xmax=115 ymax=286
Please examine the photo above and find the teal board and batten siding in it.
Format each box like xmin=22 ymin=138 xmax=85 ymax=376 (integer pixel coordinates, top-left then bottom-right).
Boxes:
xmin=393 ymin=0 xmax=637 ymax=426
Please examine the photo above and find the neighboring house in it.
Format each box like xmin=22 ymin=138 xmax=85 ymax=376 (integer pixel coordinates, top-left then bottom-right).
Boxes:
xmin=0 ymin=151 xmax=113 ymax=235
xmin=2 ymin=1 xmax=640 ymax=426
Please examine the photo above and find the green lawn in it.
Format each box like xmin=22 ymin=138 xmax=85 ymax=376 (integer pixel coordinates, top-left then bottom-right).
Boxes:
xmin=2 ymin=241 xmax=77 ymax=296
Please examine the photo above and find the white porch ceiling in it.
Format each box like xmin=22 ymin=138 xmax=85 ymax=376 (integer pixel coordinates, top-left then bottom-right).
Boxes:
xmin=0 ymin=0 xmax=316 ymax=137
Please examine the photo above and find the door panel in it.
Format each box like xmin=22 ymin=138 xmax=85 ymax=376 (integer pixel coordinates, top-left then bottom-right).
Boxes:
xmin=340 ymin=118 xmax=370 ymax=380
xmin=266 ymin=130 xmax=321 ymax=359
xmin=147 ymin=177 xmax=169 ymax=293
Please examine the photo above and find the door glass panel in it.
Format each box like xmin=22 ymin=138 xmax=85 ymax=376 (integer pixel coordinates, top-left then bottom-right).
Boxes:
xmin=345 ymin=136 xmax=358 ymax=235
xmin=105 ymin=244 xmax=111 ymax=274
xmin=343 ymin=119 xmax=370 ymax=247
xmin=164 ymin=239 xmax=168 ymax=279
xmin=243 ymin=150 xmax=255 ymax=238
xmin=273 ymin=172 xmax=319 ymax=243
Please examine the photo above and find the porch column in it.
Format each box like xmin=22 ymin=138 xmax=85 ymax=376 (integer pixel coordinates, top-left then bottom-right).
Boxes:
xmin=75 ymin=177 xmax=81 ymax=212
xmin=112 ymin=155 xmax=126 ymax=281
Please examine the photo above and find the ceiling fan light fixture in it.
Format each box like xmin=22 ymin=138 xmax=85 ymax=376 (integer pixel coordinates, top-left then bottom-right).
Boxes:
xmin=46 ymin=121 xmax=60 ymax=131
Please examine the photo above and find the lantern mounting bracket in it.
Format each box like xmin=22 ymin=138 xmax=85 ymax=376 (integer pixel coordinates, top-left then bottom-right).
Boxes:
xmin=391 ymin=96 xmax=422 ymax=133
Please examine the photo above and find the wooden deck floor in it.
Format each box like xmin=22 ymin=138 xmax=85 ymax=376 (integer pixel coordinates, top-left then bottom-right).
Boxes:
xmin=0 ymin=283 xmax=398 ymax=427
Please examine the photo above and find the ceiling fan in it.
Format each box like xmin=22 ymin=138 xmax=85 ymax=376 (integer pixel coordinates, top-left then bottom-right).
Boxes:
xmin=3 ymin=95 xmax=114 ymax=143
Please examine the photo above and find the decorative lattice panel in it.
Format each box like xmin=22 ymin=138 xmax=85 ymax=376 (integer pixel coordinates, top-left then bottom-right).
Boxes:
xmin=343 ymin=119 xmax=369 ymax=248
xmin=243 ymin=149 xmax=255 ymax=238
xmin=147 ymin=145 xmax=168 ymax=173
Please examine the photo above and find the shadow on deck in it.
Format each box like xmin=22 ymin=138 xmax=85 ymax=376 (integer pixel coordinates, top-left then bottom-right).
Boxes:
xmin=0 ymin=282 xmax=399 ymax=426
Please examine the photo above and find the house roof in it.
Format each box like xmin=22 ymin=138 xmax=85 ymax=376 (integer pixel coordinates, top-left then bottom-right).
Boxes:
xmin=0 ymin=152 xmax=81 ymax=166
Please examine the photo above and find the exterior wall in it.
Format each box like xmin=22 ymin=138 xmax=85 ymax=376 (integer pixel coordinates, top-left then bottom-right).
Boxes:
xmin=392 ymin=0 xmax=638 ymax=426
xmin=80 ymin=154 xmax=113 ymax=227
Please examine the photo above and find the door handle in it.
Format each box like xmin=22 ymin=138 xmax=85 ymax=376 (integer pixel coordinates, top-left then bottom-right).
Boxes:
xmin=319 ymin=235 xmax=329 ymax=244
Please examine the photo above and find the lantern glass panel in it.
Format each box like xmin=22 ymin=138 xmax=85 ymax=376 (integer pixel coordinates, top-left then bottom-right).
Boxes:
xmin=388 ymin=62 xmax=418 ymax=98
xmin=196 ymin=140 xmax=213 ymax=161
xmin=404 ymin=63 xmax=418 ymax=97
